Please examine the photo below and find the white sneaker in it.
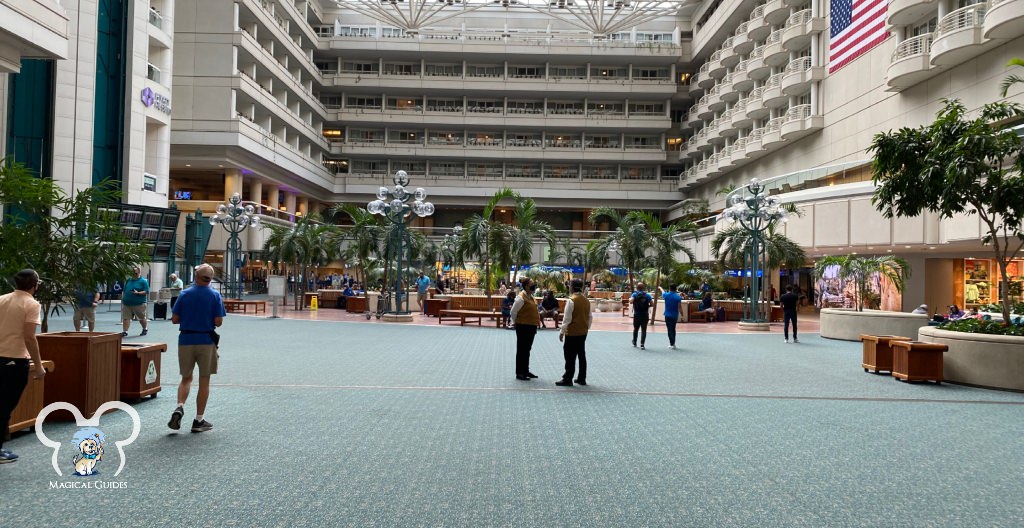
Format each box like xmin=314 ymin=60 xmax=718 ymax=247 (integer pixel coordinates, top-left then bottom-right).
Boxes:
xmin=784 ymin=339 xmax=789 ymax=343
xmin=669 ymin=345 xmax=676 ymax=349
xmin=793 ymin=338 xmax=799 ymax=343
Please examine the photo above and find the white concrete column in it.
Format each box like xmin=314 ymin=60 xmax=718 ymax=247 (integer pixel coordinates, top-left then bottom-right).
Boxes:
xmin=250 ymin=180 xmax=263 ymax=206
xmin=266 ymin=185 xmax=280 ymax=210
xmin=298 ymin=196 xmax=309 ymax=216
xmin=284 ymin=191 xmax=297 ymax=214
xmin=224 ymin=168 xmax=243 ymax=199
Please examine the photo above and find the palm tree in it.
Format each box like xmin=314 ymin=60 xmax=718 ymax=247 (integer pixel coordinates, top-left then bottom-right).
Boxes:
xmin=1000 ymin=58 xmax=1023 ymax=97
xmin=458 ymin=187 xmax=518 ymax=298
xmin=710 ymin=225 xmax=807 ymax=271
xmin=507 ymin=196 xmax=554 ymax=285
xmin=582 ymin=239 xmax=610 ymax=286
xmin=263 ymin=214 xmax=339 ymax=309
xmin=331 ymin=203 xmax=385 ymax=287
xmin=813 ymin=255 xmax=910 ymax=312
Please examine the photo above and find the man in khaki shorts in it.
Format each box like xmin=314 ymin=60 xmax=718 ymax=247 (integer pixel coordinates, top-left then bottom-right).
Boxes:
xmin=73 ymin=287 xmax=99 ymax=332
xmin=121 ymin=266 xmax=149 ymax=337
xmin=169 ymin=264 xmax=225 ymax=433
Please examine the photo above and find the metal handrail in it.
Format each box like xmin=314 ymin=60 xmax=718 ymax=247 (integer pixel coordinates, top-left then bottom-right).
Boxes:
xmin=766 ymin=29 xmax=782 ymax=45
xmin=749 ymin=5 xmax=766 ymax=21
xmin=765 ymin=73 xmax=783 ymax=88
xmin=936 ymin=3 xmax=988 ymax=35
xmin=892 ymin=33 xmax=934 ymax=61
xmin=784 ymin=104 xmax=812 ymax=122
xmin=786 ymin=9 xmax=812 ymax=28
xmin=785 ymin=56 xmax=813 ymax=74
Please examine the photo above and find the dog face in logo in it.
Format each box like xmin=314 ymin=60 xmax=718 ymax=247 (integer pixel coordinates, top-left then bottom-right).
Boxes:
xmin=71 ymin=428 xmax=105 ymax=476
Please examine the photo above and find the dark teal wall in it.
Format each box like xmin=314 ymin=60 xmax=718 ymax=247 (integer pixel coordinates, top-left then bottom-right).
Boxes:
xmin=5 ymin=59 xmax=56 ymax=178
xmin=93 ymin=0 xmax=129 ymax=187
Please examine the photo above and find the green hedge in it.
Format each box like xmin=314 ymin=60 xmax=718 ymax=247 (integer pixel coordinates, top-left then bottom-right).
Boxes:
xmin=940 ymin=318 xmax=1024 ymax=336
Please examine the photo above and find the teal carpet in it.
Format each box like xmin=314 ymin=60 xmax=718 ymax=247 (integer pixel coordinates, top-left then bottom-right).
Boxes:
xmin=2 ymin=308 xmax=1022 ymax=527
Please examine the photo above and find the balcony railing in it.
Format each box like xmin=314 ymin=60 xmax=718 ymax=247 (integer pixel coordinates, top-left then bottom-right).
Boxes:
xmin=936 ymin=3 xmax=989 ymax=36
xmin=766 ymin=29 xmax=783 ymax=45
xmin=785 ymin=56 xmax=813 ymax=74
xmin=786 ymin=9 xmax=813 ymax=27
xmin=892 ymin=33 xmax=934 ymax=61
xmin=750 ymin=4 xmax=766 ymax=21
xmin=148 ymin=7 xmax=163 ymax=30
xmin=735 ymin=21 xmax=749 ymax=36
xmin=147 ymin=63 xmax=161 ymax=83
xmin=784 ymin=104 xmax=812 ymax=123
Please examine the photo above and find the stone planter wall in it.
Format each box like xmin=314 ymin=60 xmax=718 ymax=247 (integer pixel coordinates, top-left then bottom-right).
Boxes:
xmin=819 ymin=308 xmax=930 ymax=341
xmin=918 ymin=327 xmax=1024 ymax=391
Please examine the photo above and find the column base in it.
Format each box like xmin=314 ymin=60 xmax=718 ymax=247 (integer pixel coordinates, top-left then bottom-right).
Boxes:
xmin=737 ymin=321 xmax=770 ymax=332
xmin=382 ymin=313 xmax=414 ymax=323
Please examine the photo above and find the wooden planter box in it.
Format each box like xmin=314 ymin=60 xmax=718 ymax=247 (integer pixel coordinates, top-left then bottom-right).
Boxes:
xmin=891 ymin=340 xmax=948 ymax=383
xmin=7 ymin=360 xmax=55 ymax=436
xmin=860 ymin=334 xmax=911 ymax=374
xmin=120 ymin=342 xmax=168 ymax=400
xmin=424 ymin=298 xmax=450 ymax=317
xmin=37 ymin=332 xmax=122 ymax=420
xmin=346 ymin=296 xmax=367 ymax=313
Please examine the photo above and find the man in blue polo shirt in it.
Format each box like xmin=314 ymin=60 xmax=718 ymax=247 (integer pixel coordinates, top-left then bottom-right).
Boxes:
xmin=169 ymin=264 xmax=225 ymax=433
xmin=416 ymin=272 xmax=431 ymax=313
xmin=658 ymin=284 xmax=683 ymax=350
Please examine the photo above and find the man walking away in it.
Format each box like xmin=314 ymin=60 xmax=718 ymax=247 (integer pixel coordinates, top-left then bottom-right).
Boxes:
xmin=556 ymin=279 xmax=591 ymax=387
xmin=510 ymin=278 xmax=539 ymax=380
xmin=0 ymin=270 xmax=47 ymax=463
xmin=780 ymin=285 xmax=799 ymax=343
xmin=631 ymin=283 xmax=652 ymax=349
xmin=122 ymin=266 xmax=150 ymax=337
xmin=73 ymin=286 xmax=100 ymax=332
xmin=169 ymin=264 xmax=225 ymax=433
xmin=659 ymin=284 xmax=683 ymax=349
xmin=416 ymin=272 xmax=431 ymax=313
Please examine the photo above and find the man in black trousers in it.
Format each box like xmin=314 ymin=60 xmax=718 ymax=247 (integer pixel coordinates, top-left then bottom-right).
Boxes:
xmin=780 ymin=285 xmax=800 ymax=343
xmin=556 ymin=279 xmax=591 ymax=387
xmin=509 ymin=277 xmax=539 ymax=380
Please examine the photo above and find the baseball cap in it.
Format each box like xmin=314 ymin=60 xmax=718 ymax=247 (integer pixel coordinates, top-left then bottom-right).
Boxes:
xmin=195 ymin=264 xmax=215 ymax=279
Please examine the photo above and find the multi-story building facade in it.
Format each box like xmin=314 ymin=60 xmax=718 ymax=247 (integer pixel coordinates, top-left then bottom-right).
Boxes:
xmin=2 ymin=0 xmax=177 ymax=284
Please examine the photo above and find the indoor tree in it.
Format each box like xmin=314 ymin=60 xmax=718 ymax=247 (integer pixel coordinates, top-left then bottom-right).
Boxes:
xmin=812 ymin=255 xmax=910 ymax=312
xmin=507 ymin=195 xmax=554 ymax=286
xmin=870 ymin=98 xmax=1024 ymax=322
xmin=263 ymin=213 xmax=339 ymax=309
xmin=458 ymin=187 xmax=518 ymax=298
xmin=0 ymin=160 xmax=150 ymax=331
xmin=710 ymin=225 xmax=807 ymax=272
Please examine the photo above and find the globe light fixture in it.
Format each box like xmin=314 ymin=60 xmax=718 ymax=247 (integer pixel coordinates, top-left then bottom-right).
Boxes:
xmin=209 ymin=192 xmax=261 ymax=299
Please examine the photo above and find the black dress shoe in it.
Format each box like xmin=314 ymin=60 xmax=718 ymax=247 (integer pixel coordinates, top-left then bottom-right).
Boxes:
xmin=574 ymin=379 xmax=587 ymax=386
xmin=555 ymin=379 xmax=573 ymax=386
xmin=516 ymin=375 xmax=530 ymax=380
xmin=527 ymin=372 xmax=538 ymax=378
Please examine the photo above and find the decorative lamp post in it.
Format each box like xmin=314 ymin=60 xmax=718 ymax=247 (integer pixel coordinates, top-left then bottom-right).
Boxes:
xmin=442 ymin=225 xmax=463 ymax=291
xmin=721 ymin=178 xmax=788 ymax=330
xmin=209 ymin=192 xmax=261 ymax=299
xmin=366 ymin=170 xmax=435 ymax=316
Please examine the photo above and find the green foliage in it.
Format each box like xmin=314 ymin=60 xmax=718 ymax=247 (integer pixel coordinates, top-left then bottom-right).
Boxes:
xmin=710 ymin=225 xmax=806 ymax=271
xmin=977 ymin=302 xmax=1024 ymax=315
xmin=870 ymin=98 xmax=1024 ymax=322
xmin=263 ymin=214 xmax=340 ymax=308
xmin=1000 ymin=58 xmax=1024 ymax=97
xmin=940 ymin=317 xmax=1024 ymax=336
xmin=813 ymin=254 xmax=910 ymax=312
xmin=0 ymin=160 xmax=150 ymax=331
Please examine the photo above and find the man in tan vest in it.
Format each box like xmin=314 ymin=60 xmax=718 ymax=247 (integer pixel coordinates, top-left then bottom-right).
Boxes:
xmin=557 ymin=279 xmax=592 ymax=386
xmin=509 ymin=277 xmax=540 ymax=380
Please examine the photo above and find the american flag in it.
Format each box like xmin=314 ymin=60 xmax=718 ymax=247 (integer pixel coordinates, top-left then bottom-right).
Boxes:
xmin=829 ymin=0 xmax=889 ymax=73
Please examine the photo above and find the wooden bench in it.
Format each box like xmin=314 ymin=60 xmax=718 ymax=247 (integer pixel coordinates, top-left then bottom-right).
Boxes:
xmin=439 ymin=309 xmax=496 ymax=326
xmin=223 ymin=299 xmax=266 ymax=314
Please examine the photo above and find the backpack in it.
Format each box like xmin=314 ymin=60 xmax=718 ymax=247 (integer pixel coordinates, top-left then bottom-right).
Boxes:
xmin=633 ymin=292 xmax=651 ymax=314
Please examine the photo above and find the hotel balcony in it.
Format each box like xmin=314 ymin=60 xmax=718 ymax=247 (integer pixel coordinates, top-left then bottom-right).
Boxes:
xmin=733 ymin=22 xmax=754 ymax=55
xmin=984 ymin=0 xmax=1024 ymax=39
xmin=696 ymin=94 xmax=715 ymax=119
xmin=707 ymin=49 xmax=728 ymax=78
xmin=718 ymin=74 xmax=740 ymax=103
xmin=697 ymin=62 xmax=716 ymax=88
xmin=319 ymin=32 xmax=684 ymax=60
xmin=732 ymin=99 xmax=754 ymax=129
xmin=887 ymin=0 xmax=940 ymax=27
xmin=760 ymin=117 xmax=786 ymax=149
xmin=706 ymin=153 xmax=724 ymax=178
xmin=763 ymin=0 xmax=792 ymax=25
xmin=720 ymin=37 xmax=741 ymax=68
xmin=707 ymin=122 xmax=727 ymax=145
xmin=747 ymin=46 xmax=770 ymax=79
xmin=746 ymin=87 xmax=770 ymax=120
xmin=747 ymin=4 xmax=772 ymax=41
xmin=717 ymin=147 xmax=734 ymax=171
xmin=744 ymin=128 xmax=765 ymax=158
xmin=730 ymin=137 xmax=750 ymax=165
xmin=707 ymin=85 xmax=727 ymax=111
xmin=780 ymin=104 xmax=823 ymax=140
xmin=931 ymin=3 xmax=989 ymax=67
xmin=886 ymin=33 xmax=935 ymax=91
xmin=148 ymin=8 xmax=172 ymax=49
xmin=717 ymin=109 xmax=739 ymax=139
xmin=761 ymin=73 xmax=788 ymax=108
xmin=696 ymin=126 xmax=716 ymax=152
xmin=237 ymin=75 xmax=328 ymax=148
xmin=689 ymin=73 xmax=705 ymax=97
xmin=331 ymin=139 xmax=668 ymax=163
xmin=782 ymin=9 xmax=827 ymax=51
xmin=321 ymin=71 xmax=678 ymax=97
xmin=763 ymin=30 xmax=789 ymax=67
xmin=686 ymin=106 xmax=704 ymax=128
xmin=732 ymin=60 xmax=755 ymax=91
xmin=781 ymin=57 xmax=824 ymax=96
xmin=330 ymin=106 xmax=671 ymax=131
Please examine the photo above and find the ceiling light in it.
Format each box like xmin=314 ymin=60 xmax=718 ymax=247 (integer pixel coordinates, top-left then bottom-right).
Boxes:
xmin=904 ymin=246 xmax=911 ymax=248
xmin=929 ymin=246 xmax=936 ymax=250
xmin=185 ymin=164 xmax=191 ymax=167
xmin=886 ymin=249 xmax=892 ymax=253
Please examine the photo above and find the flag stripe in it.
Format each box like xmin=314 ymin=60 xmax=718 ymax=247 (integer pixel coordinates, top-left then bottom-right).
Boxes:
xmin=829 ymin=0 xmax=889 ymax=73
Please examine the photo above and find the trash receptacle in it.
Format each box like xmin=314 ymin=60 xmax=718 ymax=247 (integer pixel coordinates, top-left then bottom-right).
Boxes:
xmin=38 ymin=332 xmax=122 ymax=420
xmin=120 ymin=342 xmax=168 ymax=400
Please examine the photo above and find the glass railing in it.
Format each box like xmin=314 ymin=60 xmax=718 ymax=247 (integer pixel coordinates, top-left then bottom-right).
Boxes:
xmin=148 ymin=8 xmax=163 ymax=30
xmin=147 ymin=63 xmax=161 ymax=83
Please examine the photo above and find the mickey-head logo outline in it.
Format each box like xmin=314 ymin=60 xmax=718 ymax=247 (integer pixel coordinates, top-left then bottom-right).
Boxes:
xmin=35 ymin=402 xmax=141 ymax=477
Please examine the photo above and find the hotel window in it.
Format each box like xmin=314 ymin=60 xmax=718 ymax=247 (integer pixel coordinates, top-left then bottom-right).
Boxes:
xmin=466 ymin=65 xmax=503 ymax=77
xmin=383 ymin=63 xmax=420 ymax=76
xmin=508 ymin=100 xmax=543 ymax=114
xmin=470 ymin=163 xmax=503 ymax=178
xmin=544 ymin=165 xmax=579 ymax=179
xmin=430 ymin=162 xmax=465 ymax=177
xmin=430 ymin=131 xmax=464 ymax=145
xmin=634 ymin=68 xmax=669 ymax=79
xmin=509 ymin=66 xmax=543 ymax=78
xmin=911 ymin=18 xmax=937 ymax=36
xmin=550 ymin=66 xmax=586 ymax=79
xmin=342 ymin=62 xmax=378 ymax=74
xmin=392 ymin=161 xmax=425 ymax=175
xmin=346 ymin=97 xmax=381 ymax=109
xmin=427 ymin=99 xmax=462 ymax=112
xmin=466 ymin=99 xmax=501 ymax=113
xmin=381 ymin=27 xmax=407 ymax=38
xmin=386 ymin=97 xmax=422 ymax=110
xmin=337 ymin=26 xmax=377 ymax=37
xmin=388 ymin=130 xmax=422 ymax=144
xmin=583 ymin=165 xmax=618 ymax=179
xmin=319 ymin=95 xmax=342 ymax=108
xmin=587 ymin=102 xmax=624 ymax=115
xmin=622 ymin=167 xmax=657 ymax=180
xmin=425 ymin=64 xmax=462 ymax=77
xmin=549 ymin=102 xmax=584 ymax=115
xmin=590 ymin=67 xmax=627 ymax=79
xmin=629 ymin=103 xmax=664 ymax=115
xmin=351 ymin=160 xmax=387 ymax=175
xmin=349 ymin=130 xmax=383 ymax=143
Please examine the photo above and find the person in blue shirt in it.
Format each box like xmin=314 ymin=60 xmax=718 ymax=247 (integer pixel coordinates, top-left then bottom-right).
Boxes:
xmin=630 ymin=283 xmax=653 ymax=349
xmin=121 ymin=266 xmax=150 ymax=337
xmin=658 ymin=284 xmax=683 ymax=350
xmin=416 ymin=272 xmax=432 ymax=313
xmin=168 ymin=264 xmax=225 ymax=434
xmin=73 ymin=286 xmax=100 ymax=332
